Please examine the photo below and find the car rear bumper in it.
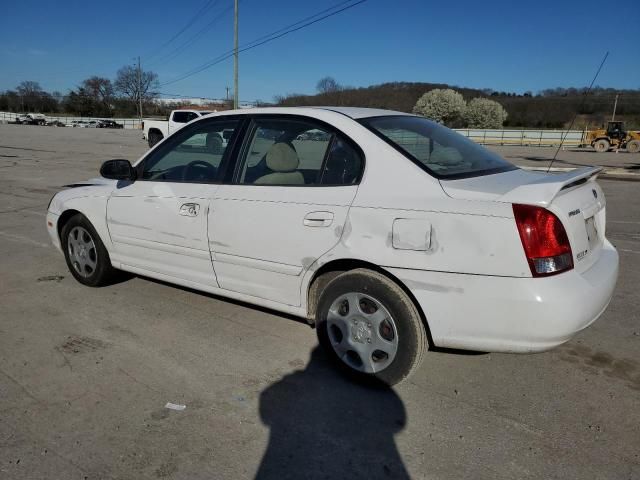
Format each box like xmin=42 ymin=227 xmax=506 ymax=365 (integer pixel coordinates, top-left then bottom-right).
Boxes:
xmin=386 ymin=239 xmax=619 ymax=353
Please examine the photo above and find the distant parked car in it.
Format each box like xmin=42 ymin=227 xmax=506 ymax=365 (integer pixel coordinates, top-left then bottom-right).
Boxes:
xmin=73 ymin=121 xmax=90 ymax=128
xmin=86 ymin=120 xmax=101 ymax=128
xmin=98 ymin=120 xmax=124 ymax=129
xmin=46 ymin=120 xmax=66 ymax=127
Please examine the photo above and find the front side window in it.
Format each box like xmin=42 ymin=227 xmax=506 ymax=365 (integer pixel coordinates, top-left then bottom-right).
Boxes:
xmin=360 ymin=115 xmax=516 ymax=179
xmin=237 ymin=118 xmax=363 ymax=186
xmin=140 ymin=119 xmax=239 ymax=183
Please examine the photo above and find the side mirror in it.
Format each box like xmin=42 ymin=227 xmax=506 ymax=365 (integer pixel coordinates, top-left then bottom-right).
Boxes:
xmin=100 ymin=159 xmax=136 ymax=181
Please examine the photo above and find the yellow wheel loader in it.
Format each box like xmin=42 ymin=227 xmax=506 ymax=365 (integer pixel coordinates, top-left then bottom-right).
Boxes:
xmin=585 ymin=121 xmax=640 ymax=153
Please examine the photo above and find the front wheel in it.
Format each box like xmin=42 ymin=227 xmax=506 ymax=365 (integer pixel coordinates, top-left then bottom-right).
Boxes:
xmin=316 ymin=269 xmax=428 ymax=386
xmin=627 ymin=140 xmax=640 ymax=154
xmin=61 ymin=214 xmax=117 ymax=287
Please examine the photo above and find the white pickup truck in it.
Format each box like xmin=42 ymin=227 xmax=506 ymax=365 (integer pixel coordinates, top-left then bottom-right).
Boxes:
xmin=142 ymin=109 xmax=212 ymax=147
xmin=15 ymin=113 xmax=46 ymax=125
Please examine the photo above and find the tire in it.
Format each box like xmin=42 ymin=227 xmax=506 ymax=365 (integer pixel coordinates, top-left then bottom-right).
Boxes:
xmin=315 ymin=269 xmax=428 ymax=386
xmin=61 ymin=214 xmax=117 ymax=287
xmin=148 ymin=131 xmax=163 ymax=148
xmin=593 ymin=139 xmax=610 ymax=153
xmin=627 ymin=140 xmax=640 ymax=154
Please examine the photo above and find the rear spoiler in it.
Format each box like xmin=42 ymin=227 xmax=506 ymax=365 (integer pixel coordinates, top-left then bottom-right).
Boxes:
xmin=500 ymin=166 xmax=603 ymax=207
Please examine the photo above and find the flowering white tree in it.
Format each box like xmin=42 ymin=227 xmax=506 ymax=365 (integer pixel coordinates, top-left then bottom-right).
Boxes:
xmin=412 ymin=89 xmax=466 ymax=125
xmin=463 ymin=98 xmax=508 ymax=128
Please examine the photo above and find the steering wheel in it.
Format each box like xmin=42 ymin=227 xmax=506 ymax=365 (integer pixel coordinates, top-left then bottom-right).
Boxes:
xmin=182 ymin=160 xmax=216 ymax=182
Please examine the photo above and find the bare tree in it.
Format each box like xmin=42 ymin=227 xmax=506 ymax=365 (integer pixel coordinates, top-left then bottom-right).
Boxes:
xmin=114 ymin=65 xmax=159 ymax=115
xmin=82 ymin=76 xmax=114 ymax=105
xmin=16 ymin=80 xmax=42 ymax=97
xmin=316 ymin=76 xmax=341 ymax=94
xmin=14 ymin=81 xmax=61 ymax=112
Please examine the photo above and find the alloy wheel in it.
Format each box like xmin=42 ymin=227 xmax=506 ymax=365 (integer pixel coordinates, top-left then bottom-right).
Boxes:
xmin=326 ymin=292 xmax=399 ymax=373
xmin=67 ymin=226 xmax=98 ymax=278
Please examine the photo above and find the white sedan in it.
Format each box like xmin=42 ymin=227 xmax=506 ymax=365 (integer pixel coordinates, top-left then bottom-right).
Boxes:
xmin=46 ymin=107 xmax=619 ymax=385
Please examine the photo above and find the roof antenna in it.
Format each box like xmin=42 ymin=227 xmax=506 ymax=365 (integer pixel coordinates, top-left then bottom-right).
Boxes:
xmin=547 ymin=51 xmax=609 ymax=173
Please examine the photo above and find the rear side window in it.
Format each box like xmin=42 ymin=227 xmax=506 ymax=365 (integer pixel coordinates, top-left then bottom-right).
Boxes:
xmin=360 ymin=115 xmax=515 ymax=179
xmin=321 ymin=137 xmax=362 ymax=185
xmin=172 ymin=111 xmax=199 ymax=123
xmin=237 ymin=118 xmax=363 ymax=186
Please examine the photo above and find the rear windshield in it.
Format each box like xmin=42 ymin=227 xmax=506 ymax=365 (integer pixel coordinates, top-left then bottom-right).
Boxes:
xmin=360 ymin=115 xmax=516 ymax=179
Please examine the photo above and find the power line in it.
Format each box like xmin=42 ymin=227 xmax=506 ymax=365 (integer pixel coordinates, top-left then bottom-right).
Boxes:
xmin=146 ymin=3 xmax=234 ymax=68
xmin=159 ymin=0 xmax=368 ymax=87
xmin=235 ymin=0 xmax=356 ymax=55
xmin=143 ymin=0 xmax=220 ymax=62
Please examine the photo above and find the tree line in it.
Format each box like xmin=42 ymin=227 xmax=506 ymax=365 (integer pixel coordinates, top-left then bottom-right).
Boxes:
xmin=277 ymin=78 xmax=640 ymax=129
xmin=0 ymin=65 xmax=162 ymax=118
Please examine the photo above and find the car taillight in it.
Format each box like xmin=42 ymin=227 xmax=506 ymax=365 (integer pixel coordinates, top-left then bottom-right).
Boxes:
xmin=513 ymin=204 xmax=573 ymax=277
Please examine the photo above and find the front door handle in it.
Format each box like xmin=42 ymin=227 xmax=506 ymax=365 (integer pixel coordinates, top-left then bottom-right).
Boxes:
xmin=303 ymin=211 xmax=334 ymax=227
xmin=179 ymin=203 xmax=200 ymax=217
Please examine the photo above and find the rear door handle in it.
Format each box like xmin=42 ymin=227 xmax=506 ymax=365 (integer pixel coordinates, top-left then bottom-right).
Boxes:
xmin=303 ymin=211 xmax=334 ymax=227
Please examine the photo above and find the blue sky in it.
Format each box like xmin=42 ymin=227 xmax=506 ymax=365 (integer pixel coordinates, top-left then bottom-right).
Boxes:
xmin=1 ymin=0 xmax=637 ymax=102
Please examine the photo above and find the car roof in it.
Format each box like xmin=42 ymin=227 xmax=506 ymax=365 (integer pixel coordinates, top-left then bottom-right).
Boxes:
xmin=201 ymin=106 xmax=413 ymax=120
xmin=309 ymin=106 xmax=411 ymax=119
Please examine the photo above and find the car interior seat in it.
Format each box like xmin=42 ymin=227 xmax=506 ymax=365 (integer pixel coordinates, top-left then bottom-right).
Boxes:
xmin=206 ymin=132 xmax=223 ymax=154
xmin=254 ymin=143 xmax=304 ymax=185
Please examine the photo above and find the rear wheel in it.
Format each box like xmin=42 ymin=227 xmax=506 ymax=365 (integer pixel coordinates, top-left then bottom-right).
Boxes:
xmin=593 ymin=139 xmax=610 ymax=153
xmin=315 ymin=269 xmax=428 ymax=386
xmin=61 ymin=214 xmax=117 ymax=287
xmin=148 ymin=131 xmax=163 ymax=148
xmin=627 ymin=140 xmax=640 ymax=154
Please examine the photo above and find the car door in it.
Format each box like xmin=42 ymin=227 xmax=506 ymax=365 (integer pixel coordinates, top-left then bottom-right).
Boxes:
xmin=209 ymin=115 xmax=364 ymax=306
xmin=106 ymin=116 xmax=242 ymax=286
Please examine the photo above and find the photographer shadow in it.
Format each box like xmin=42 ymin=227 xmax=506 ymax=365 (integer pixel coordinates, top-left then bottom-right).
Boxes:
xmin=256 ymin=347 xmax=410 ymax=479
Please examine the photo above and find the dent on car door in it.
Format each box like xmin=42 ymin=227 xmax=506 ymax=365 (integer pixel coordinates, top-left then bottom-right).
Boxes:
xmin=106 ymin=117 xmax=242 ymax=286
xmin=209 ymin=116 xmax=364 ymax=306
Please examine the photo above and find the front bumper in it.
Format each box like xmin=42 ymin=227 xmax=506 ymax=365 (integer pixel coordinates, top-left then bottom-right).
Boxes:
xmin=46 ymin=211 xmax=61 ymax=253
xmin=386 ymin=239 xmax=619 ymax=353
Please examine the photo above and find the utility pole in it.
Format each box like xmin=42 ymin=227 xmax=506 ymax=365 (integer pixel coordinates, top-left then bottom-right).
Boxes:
xmin=233 ymin=0 xmax=239 ymax=109
xmin=226 ymin=86 xmax=230 ymax=102
xmin=137 ymin=56 xmax=143 ymax=123
xmin=611 ymin=93 xmax=619 ymax=121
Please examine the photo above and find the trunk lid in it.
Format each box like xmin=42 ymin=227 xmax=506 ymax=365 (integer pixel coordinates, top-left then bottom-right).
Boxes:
xmin=440 ymin=167 xmax=606 ymax=273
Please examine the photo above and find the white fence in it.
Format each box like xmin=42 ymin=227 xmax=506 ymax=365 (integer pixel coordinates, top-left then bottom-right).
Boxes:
xmin=454 ymin=128 xmax=587 ymax=147
xmin=0 ymin=111 xmax=142 ymax=129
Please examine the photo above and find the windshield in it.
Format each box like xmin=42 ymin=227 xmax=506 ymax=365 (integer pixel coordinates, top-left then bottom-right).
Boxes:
xmin=360 ymin=115 xmax=516 ymax=179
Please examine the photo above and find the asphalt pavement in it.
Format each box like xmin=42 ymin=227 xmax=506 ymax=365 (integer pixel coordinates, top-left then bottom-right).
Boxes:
xmin=1 ymin=125 xmax=639 ymax=480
